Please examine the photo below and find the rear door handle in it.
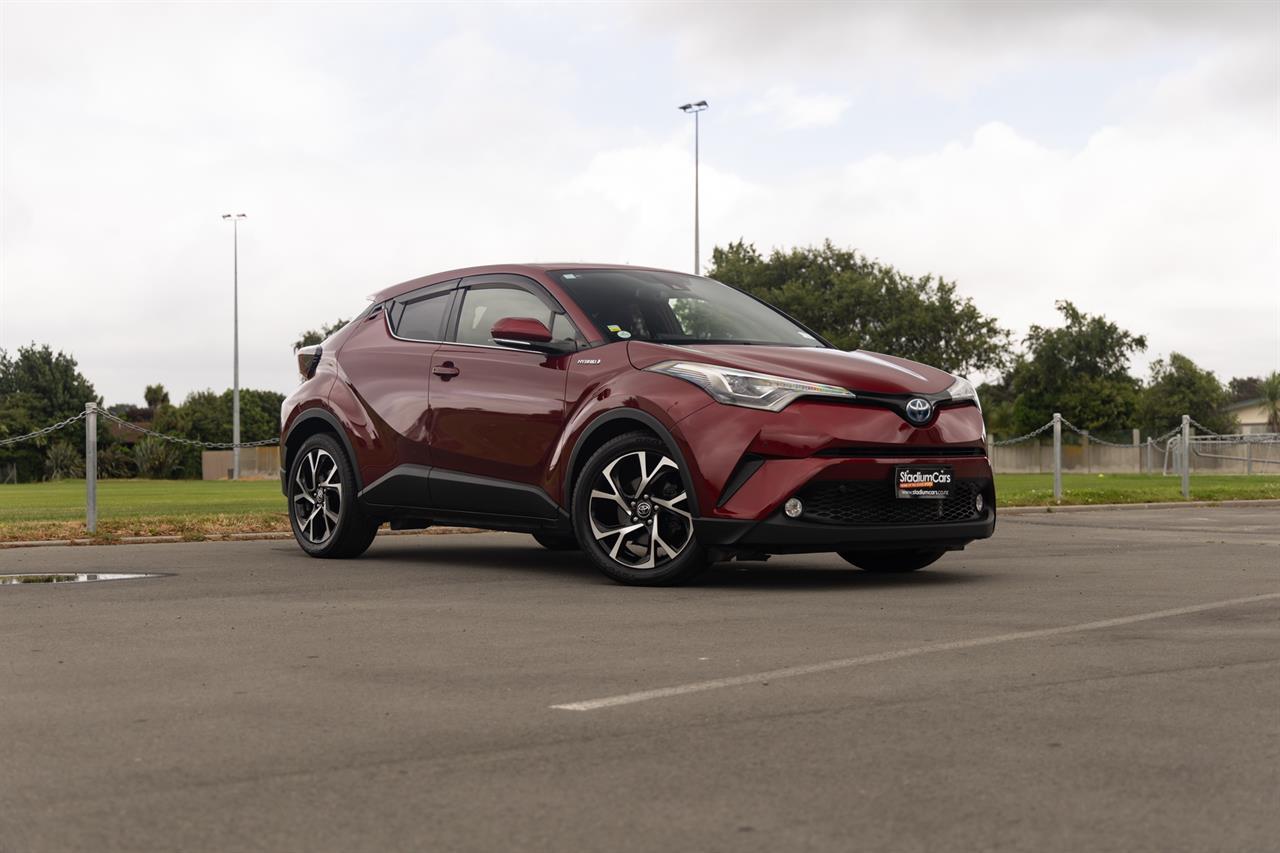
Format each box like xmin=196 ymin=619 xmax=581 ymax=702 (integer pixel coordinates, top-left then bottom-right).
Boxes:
xmin=432 ymin=363 xmax=460 ymax=379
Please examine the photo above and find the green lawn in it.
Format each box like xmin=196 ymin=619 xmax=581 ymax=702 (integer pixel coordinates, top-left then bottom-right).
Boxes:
xmin=0 ymin=479 xmax=287 ymax=541
xmin=995 ymin=473 xmax=1280 ymax=507
xmin=1 ymin=474 xmax=1277 ymax=542
xmin=0 ymin=478 xmax=284 ymax=522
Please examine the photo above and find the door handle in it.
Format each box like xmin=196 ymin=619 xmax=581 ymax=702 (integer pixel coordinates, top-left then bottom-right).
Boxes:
xmin=432 ymin=363 xmax=460 ymax=379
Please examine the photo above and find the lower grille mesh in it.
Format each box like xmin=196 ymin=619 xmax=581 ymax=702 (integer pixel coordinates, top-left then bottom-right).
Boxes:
xmin=799 ymin=480 xmax=984 ymax=526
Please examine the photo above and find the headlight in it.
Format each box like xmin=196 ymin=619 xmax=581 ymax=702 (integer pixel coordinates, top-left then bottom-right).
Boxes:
xmin=946 ymin=376 xmax=981 ymax=409
xmin=646 ymin=360 xmax=855 ymax=412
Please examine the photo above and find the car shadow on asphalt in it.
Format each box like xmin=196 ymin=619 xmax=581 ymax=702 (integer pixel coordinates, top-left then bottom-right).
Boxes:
xmin=358 ymin=540 xmax=988 ymax=590
xmin=695 ymin=565 xmax=987 ymax=590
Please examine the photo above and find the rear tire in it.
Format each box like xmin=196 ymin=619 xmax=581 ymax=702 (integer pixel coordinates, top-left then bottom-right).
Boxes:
xmin=531 ymin=531 xmax=579 ymax=551
xmin=838 ymin=548 xmax=946 ymax=573
xmin=573 ymin=432 xmax=707 ymax=586
xmin=287 ymin=432 xmax=380 ymax=559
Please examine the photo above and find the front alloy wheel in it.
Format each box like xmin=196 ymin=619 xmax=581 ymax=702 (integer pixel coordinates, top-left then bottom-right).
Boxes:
xmin=573 ymin=432 xmax=706 ymax=586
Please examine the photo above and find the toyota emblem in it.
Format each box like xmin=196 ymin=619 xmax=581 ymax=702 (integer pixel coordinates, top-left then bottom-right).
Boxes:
xmin=905 ymin=398 xmax=933 ymax=424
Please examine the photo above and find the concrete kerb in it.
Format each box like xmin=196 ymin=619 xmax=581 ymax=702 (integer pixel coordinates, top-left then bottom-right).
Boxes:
xmin=3 ymin=500 xmax=1278 ymax=550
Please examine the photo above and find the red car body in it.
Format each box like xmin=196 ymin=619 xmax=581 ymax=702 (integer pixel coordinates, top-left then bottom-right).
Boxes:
xmin=280 ymin=263 xmax=995 ymax=572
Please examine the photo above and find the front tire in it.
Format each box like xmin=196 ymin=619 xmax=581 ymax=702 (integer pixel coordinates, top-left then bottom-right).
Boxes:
xmin=572 ymin=432 xmax=707 ymax=586
xmin=288 ymin=433 xmax=380 ymax=559
xmin=838 ymin=548 xmax=946 ymax=573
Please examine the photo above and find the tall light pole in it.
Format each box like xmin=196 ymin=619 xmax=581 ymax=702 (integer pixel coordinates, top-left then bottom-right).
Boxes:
xmin=678 ymin=100 xmax=708 ymax=275
xmin=222 ymin=213 xmax=247 ymax=480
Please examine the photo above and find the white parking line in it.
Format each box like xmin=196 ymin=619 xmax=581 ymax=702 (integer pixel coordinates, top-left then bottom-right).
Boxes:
xmin=550 ymin=592 xmax=1280 ymax=712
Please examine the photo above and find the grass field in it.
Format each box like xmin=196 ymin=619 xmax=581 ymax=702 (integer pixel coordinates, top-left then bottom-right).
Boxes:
xmin=1 ymin=474 xmax=1278 ymax=543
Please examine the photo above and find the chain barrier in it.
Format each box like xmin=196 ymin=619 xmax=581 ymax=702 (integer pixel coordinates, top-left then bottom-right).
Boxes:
xmin=992 ymin=420 xmax=1056 ymax=446
xmin=0 ymin=409 xmax=277 ymax=450
xmin=1186 ymin=417 xmax=1220 ymax=436
xmin=97 ymin=411 xmax=279 ymax=449
xmin=1057 ymin=418 xmax=1138 ymax=449
xmin=0 ymin=410 xmax=89 ymax=447
xmin=993 ymin=418 xmax=1199 ymax=450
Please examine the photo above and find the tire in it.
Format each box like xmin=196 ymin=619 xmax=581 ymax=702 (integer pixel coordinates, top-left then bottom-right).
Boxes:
xmin=287 ymin=432 xmax=380 ymax=559
xmin=531 ymin=531 xmax=579 ymax=551
xmin=838 ymin=548 xmax=946 ymax=573
xmin=572 ymin=431 xmax=707 ymax=586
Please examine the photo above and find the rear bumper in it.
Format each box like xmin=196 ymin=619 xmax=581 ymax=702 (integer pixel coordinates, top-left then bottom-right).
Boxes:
xmin=694 ymin=506 xmax=997 ymax=554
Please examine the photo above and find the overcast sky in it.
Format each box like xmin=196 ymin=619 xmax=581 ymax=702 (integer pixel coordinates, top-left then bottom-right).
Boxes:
xmin=2 ymin=1 xmax=1277 ymax=406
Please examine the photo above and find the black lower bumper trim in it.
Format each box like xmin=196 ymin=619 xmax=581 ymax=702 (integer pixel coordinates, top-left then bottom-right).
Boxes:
xmin=694 ymin=508 xmax=996 ymax=554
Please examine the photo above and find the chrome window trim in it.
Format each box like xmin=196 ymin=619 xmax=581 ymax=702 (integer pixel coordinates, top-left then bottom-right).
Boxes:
xmin=383 ymin=308 xmax=555 ymax=354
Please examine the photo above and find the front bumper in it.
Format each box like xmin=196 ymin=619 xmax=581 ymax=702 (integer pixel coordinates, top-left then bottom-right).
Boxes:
xmin=695 ymin=505 xmax=997 ymax=554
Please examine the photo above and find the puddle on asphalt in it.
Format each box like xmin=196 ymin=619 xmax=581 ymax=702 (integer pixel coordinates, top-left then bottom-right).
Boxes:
xmin=0 ymin=573 xmax=162 ymax=585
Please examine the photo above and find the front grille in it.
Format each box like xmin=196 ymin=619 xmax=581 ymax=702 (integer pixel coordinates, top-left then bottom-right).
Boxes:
xmin=799 ymin=480 xmax=984 ymax=526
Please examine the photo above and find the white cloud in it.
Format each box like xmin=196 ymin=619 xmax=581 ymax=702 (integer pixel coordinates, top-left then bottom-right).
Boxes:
xmin=0 ymin=1 xmax=1276 ymax=409
xmin=748 ymin=87 xmax=850 ymax=130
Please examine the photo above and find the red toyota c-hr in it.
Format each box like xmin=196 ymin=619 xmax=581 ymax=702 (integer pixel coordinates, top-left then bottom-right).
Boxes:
xmin=280 ymin=264 xmax=995 ymax=585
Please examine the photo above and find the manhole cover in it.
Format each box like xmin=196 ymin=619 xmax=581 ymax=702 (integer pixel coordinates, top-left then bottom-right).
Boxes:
xmin=0 ymin=573 xmax=162 ymax=585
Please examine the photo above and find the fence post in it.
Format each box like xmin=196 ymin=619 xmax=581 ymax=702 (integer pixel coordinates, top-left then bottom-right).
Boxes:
xmin=1246 ymin=440 xmax=1253 ymax=475
xmin=1052 ymin=413 xmax=1062 ymax=502
xmin=85 ymin=401 xmax=97 ymax=534
xmin=1082 ymin=429 xmax=1090 ymax=474
xmin=1180 ymin=415 xmax=1190 ymax=499
xmin=1146 ymin=438 xmax=1153 ymax=475
xmin=1132 ymin=428 xmax=1140 ymax=473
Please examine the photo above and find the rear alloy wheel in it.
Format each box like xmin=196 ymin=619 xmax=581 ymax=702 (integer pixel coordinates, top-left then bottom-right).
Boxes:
xmin=573 ymin=432 xmax=707 ymax=586
xmin=838 ymin=548 xmax=946 ymax=573
xmin=288 ymin=433 xmax=380 ymax=559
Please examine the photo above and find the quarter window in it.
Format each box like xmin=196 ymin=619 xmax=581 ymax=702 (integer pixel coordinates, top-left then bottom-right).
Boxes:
xmin=396 ymin=293 xmax=451 ymax=341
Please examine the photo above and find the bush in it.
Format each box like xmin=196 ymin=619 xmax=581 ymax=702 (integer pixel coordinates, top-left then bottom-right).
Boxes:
xmin=98 ymin=444 xmax=137 ymax=479
xmin=44 ymin=441 xmax=85 ymax=480
xmin=133 ymin=437 xmax=183 ymax=479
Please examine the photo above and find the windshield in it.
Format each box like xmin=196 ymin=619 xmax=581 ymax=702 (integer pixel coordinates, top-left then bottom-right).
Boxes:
xmin=551 ymin=269 xmax=824 ymax=347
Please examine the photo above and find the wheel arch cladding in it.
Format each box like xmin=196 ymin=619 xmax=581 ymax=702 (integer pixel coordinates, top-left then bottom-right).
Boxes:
xmin=566 ymin=409 xmax=702 ymax=517
xmin=283 ymin=409 xmax=364 ymax=492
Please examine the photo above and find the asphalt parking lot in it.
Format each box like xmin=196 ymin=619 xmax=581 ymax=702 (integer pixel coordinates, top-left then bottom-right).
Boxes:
xmin=2 ymin=504 xmax=1277 ymax=853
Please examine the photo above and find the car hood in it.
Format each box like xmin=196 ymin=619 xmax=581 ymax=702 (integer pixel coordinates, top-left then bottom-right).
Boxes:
xmin=626 ymin=342 xmax=955 ymax=395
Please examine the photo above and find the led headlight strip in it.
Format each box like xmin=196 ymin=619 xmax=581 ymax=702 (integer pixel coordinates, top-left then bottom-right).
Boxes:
xmin=646 ymin=361 xmax=856 ymax=412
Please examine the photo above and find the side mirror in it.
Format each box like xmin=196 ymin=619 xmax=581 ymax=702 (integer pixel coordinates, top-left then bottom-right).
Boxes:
xmin=491 ymin=316 xmax=553 ymax=344
xmin=490 ymin=317 xmax=574 ymax=353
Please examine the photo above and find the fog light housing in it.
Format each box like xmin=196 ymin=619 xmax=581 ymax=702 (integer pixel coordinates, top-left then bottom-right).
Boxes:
xmin=784 ymin=497 xmax=804 ymax=518
xmin=974 ymin=493 xmax=985 ymax=513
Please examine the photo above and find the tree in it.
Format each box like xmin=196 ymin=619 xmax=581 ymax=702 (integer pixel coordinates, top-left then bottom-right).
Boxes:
xmin=1137 ymin=353 xmax=1235 ymax=435
xmin=0 ymin=344 xmax=98 ymax=426
xmin=1003 ymin=301 xmax=1147 ymax=434
xmin=1227 ymin=376 xmax=1262 ymax=402
xmin=0 ymin=343 xmax=106 ymax=481
xmin=145 ymin=384 xmax=170 ymax=409
xmin=293 ymin=319 xmax=349 ymax=351
xmin=152 ymin=387 xmax=286 ymax=477
xmin=1260 ymin=372 xmax=1280 ymax=431
xmin=707 ymin=240 xmax=1010 ymax=375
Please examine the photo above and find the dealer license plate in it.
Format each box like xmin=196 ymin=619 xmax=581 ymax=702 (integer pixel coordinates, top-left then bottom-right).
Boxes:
xmin=894 ymin=466 xmax=954 ymax=500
